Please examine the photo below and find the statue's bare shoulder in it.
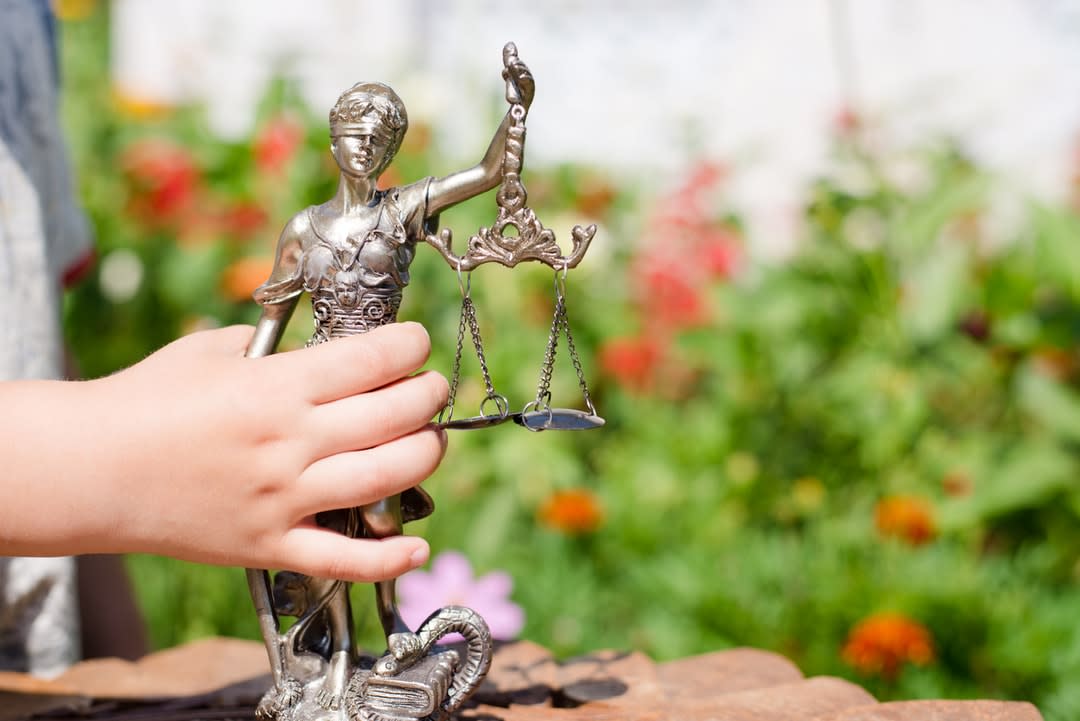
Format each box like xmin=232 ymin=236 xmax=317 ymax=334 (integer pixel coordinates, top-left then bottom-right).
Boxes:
xmin=252 ymin=208 xmax=318 ymax=305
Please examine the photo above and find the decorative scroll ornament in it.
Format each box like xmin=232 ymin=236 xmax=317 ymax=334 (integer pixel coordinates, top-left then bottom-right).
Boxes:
xmin=425 ymin=43 xmax=597 ymax=272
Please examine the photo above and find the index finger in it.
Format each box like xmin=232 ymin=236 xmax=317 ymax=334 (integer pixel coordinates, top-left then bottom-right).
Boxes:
xmin=263 ymin=322 xmax=432 ymax=404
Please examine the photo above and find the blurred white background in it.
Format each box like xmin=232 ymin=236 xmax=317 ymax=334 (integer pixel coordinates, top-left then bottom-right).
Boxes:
xmin=111 ymin=0 xmax=1080 ymax=255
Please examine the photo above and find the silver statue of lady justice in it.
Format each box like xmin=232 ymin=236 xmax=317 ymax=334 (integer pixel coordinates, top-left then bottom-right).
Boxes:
xmin=242 ymin=44 xmax=598 ymax=721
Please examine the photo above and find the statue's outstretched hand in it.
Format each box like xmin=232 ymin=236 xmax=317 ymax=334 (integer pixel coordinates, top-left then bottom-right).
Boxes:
xmin=502 ymin=42 xmax=534 ymax=110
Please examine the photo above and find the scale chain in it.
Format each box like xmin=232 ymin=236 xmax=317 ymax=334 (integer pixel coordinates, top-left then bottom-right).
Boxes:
xmin=465 ymin=296 xmax=499 ymax=402
xmin=534 ymin=294 xmax=563 ymax=408
xmin=559 ymin=302 xmax=597 ymax=415
xmin=441 ymin=298 xmax=471 ymax=423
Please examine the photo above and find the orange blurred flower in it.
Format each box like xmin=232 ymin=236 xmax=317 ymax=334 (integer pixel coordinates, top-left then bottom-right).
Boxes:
xmin=573 ymin=176 xmax=618 ymax=218
xmin=842 ymin=612 xmax=935 ymax=680
xmin=538 ymin=489 xmax=604 ymax=535
xmin=221 ymin=257 xmax=274 ymax=302
xmin=875 ymin=495 xmax=936 ymax=546
xmin=401 ymin=122 xmax=432 ymax=155
xmin=376 ymin=166 xmax=403 ymax=191
xmin=254 ymin=113 xmax=305 ymax=174
xmin=1031 ymin=347 xmax=1078 ymax=382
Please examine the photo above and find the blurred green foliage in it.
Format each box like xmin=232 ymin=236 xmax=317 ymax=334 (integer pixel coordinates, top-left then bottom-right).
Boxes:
xmin=58 ymin=7 xmax=1080 ymax=721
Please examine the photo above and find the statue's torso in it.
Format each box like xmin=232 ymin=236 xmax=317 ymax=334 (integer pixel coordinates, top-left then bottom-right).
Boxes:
xmin=299 ymin=182 xmax=429 ymax=344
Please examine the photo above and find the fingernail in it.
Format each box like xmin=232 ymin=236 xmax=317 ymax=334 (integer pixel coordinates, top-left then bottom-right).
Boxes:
xmin=410 ymin=544 xmax=430 ymax=567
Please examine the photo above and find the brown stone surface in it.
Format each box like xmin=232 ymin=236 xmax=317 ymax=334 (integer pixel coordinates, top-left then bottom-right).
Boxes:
xmin=553 ymin=650 xmax=661 ymax=708
xmin=468 ymin=701 xmax=662 ymax=721
xmin=664 ymin=677 xmax=876 ymax=721
xmin=658 ymin=647 xmax=804 ymax=698
xmin=0 ymin=694 xmax=88 ymax=721
xmin=56 ymin=636 xmax=269 ymax=699
xmin=818 ymin=700 xmax=1046 ymax=721
xmin=0 ymin=672 xmax=88 ymax=721
xmin=0 ymin=638 xmax=1047 ymax=721
xmin=477 ymin=640 xmax=559 ymax=706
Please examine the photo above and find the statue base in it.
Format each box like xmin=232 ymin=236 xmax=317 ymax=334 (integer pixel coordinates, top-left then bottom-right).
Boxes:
xmin=257 ymin=606 xmax=493 ymax=721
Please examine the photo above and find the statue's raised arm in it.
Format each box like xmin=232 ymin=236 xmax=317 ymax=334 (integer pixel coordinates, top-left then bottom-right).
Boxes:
xmin=424 ymin=43 xmax=596 ymax=272
xmin=423 ymin=43 xmax=534 ymax=218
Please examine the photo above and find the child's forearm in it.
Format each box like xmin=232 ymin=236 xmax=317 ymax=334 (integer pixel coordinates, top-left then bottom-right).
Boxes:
xmin=0 ymin=378 xmax=119 ymax=555
xmin=0 ymin=322 xmax=444 ymax=582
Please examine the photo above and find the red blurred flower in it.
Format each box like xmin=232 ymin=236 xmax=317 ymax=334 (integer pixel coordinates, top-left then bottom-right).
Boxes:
xmin=651 ymin=161 xmax=727 ymax=232
xmin=685 ymin=160 xmax=726 ymax=193
xmin=699 ymin=227 xmax=742 ymax=280
xmin=942 ymin=471 xmax=973 ymax=498
xmin=254 ymin=113 xmax=305 ymax=174
xmin=121 ymin=138 xmax=201 ymax=229
xmin=599 ymin=336 xmax=664 ymax=393
xmin=875 ymin=496 xmax=936 ymax=546
xmin=834 ymin=105 xmax=862 ymax=137
xmin=217 ymin=200 xmax=269 ymax=239
xmin=957 ymin=309 xmax=991 ymax=343
xmin=538 ymin=489 xmax=604 ymax=535
xmin=842 ymin=613 xmax=935 ymax=680
xmin=627 ymin=161 xmax=740 ymax=334
xmin=61 ymin=249 xmax=96 ymax=288
xmin=638 ymin=262 xmax=709 ymax=329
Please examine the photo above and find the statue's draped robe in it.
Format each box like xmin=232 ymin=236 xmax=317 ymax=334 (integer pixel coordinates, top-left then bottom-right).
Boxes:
xmin=254 ymin=177 xmax=439 ymax=530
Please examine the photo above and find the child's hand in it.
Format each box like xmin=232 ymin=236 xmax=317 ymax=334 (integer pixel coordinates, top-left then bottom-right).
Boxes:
xmin=0 ymin=322 xmax=447 ymax=582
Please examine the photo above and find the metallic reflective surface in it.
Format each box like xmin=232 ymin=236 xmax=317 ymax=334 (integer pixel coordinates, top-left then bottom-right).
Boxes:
xmin=515 ymin=409 xmax=606 ymax=432
xmin=425 ymin=44 xmax=596 ymax=272
xmin=242 ymin=43 xmax=598 ymax=721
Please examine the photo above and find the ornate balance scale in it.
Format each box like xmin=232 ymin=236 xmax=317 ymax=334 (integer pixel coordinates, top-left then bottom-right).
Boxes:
xmin=243 ymin=44 xmax=602 ymax=721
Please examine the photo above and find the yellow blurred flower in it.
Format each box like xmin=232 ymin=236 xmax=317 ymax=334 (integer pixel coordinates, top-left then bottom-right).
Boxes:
xmin=52 ymin=0 xmax=96 ymax=21
xmin=725 ymin=451 xmax=760 ymax=488
xmin=112 ymin=87 xmax=174 ymax=121
xmin=792 ymin=477 xmax=826 ymax=513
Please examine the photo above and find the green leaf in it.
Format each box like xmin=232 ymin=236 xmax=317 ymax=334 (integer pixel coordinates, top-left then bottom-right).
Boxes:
xmin=1032 ymin=204 xmax=1080 ymax=301
xmin=1017 ymin=364 xmax=1080 ymax=443
xmin=939 ymin=441 xmax=1076 ymax=529
xmin=900 ymin=241 xmax=970 ymax=342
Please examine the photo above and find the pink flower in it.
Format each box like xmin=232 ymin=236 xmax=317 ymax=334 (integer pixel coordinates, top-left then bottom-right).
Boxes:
xmin=397 ymin=551 xmax=524 ymax=643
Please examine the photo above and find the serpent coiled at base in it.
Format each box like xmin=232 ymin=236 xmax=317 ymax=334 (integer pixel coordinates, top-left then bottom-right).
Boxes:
xmin=346 ymin=605 xmax=492 ymax=721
